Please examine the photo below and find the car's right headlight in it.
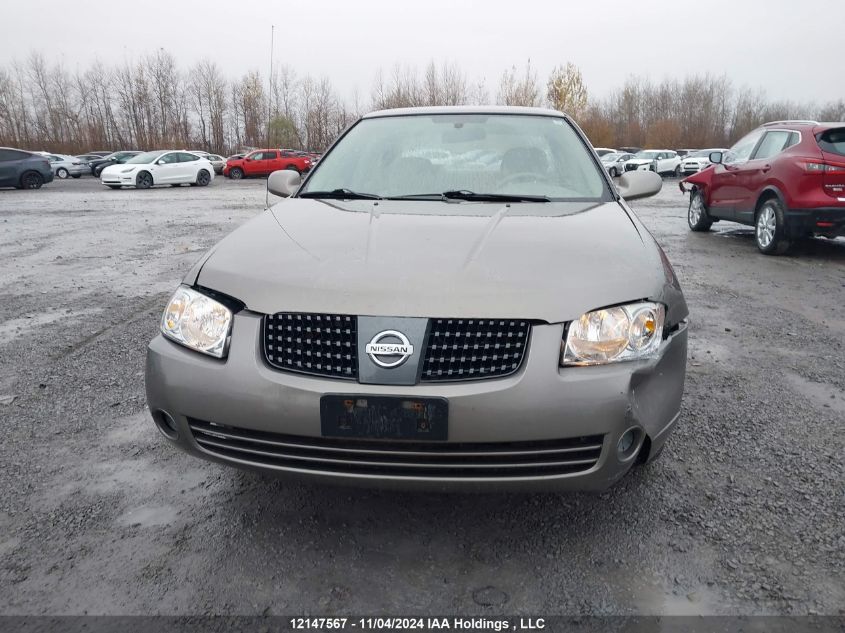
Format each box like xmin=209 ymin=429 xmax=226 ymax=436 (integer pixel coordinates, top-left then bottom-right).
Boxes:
xmin=561 ymin=302 xmax=665 ymax=366
xmin=160 ymin=286 xmax=233 ymax=358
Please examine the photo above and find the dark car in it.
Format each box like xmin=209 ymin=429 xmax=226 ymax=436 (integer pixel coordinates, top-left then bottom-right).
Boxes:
xmin=682 ymin=120 xmax=845 ymax=254
xmin=89 ymin=151 xmax=142 ymax=177
xmin=0 ymin=147 xmax=54 ymax=189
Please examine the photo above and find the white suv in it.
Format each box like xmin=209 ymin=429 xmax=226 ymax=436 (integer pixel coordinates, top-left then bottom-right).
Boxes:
xmin=624 ymin=150 xmax=682 ymax=177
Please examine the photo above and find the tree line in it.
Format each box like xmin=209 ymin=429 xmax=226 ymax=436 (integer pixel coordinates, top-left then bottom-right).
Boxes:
xmin=1 ymin=51 xmax=842 ymax=155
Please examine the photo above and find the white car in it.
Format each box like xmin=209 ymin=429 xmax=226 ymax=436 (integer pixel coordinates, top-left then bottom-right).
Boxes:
xmin=624 ymin=150 xmax=682 ymax=177
xmin=593 ymin=147 xmax=617 ymax=157
xmin=680 ymin=148 xmax=728 ymax=175
xmin=100 ymin=150 xmax=215 ymax=189
xmin=600 ymin=152 xmax=634 ymax=177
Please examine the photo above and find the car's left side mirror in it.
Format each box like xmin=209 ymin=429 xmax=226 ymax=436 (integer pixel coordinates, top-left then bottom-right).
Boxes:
xmin=616 ymin=170 xmax=662 ymax=201
xmin=709 ymin=151 xmax=723 ymax=164
xmin=268 ymin=169 xmax=301 ymax=198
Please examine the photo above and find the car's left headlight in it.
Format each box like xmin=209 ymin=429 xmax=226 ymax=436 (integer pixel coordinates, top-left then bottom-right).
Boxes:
xmin=561 ymin=302 xmax=665 ymax=366
xmin=121 ymin=166 xmax=137 ymax=173
xmin=160 ymin=286 xmax=233 ymax=358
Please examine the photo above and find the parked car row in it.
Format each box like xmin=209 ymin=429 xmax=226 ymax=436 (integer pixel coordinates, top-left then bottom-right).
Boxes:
xmin=0 ymin=145 xmax=322 ymax=190
xmin=597 ymin=148 xmax=683 ymax=177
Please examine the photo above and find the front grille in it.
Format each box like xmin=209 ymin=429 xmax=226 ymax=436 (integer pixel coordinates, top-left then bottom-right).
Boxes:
xmin=421 ymin=319 xmax=530 ymax=382
xmin=188 ymin=418 xmax=604 ymax=479
xmin=263 ymin=313 xmax=358 ymax=379
xmin=263 ymin=314 xmax=531 ymax=383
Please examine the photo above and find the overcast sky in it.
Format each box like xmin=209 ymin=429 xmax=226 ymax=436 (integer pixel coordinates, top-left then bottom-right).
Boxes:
xmin=2 ymin=0 xmax=843 ymax=105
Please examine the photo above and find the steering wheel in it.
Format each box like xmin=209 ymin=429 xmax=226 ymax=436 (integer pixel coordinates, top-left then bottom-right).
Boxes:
xmin=499 ymin=171 xmax=544 ymax=187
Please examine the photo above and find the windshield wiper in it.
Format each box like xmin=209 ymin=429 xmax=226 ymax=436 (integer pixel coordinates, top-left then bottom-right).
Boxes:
xmin=299 ymin=188 xmax=382 ymax=200
xmin=388 ymin=190 xmax=550 ymax=203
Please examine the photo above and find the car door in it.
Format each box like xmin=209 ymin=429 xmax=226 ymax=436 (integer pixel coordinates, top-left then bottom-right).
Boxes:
xmin=263 ymin=150 xmax=282 ymax=175
xmin=708 ymin=129 xmax=765 ymax=219
xmin=0 ymin=149 xmax=23 ymax=186
xmin=733 ymin=130 xmax=794 ymax=222
xmin=176 ymin=152 xmax=201 ymax=183
xmin=242 ymin=151 xmax=266 ymax=176
xmin=153 ymin=152 xmax=181 ymax=184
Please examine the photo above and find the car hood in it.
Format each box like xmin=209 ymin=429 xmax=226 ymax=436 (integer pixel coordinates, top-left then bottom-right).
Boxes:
xmin=626 ymin=158 xmax=658 ymax=165
xmin=194 ymin=198 xmax=673 ymax=323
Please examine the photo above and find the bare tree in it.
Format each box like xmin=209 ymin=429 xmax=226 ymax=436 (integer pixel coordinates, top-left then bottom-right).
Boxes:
xmin=497 ymin=60 xmax=541 ymax=107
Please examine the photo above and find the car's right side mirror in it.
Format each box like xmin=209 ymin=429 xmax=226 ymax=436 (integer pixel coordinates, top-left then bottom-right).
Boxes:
xmin=616 ymin=170 xmax=662 ymax=201
xmin=709 ymin=151 xmax=723 ymax=164
xmin=268 ymin=169 xmax=301 ymax=198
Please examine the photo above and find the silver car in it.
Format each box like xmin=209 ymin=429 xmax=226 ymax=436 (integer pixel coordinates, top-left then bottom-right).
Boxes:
xmin=145 ymin=106 xmax=688 ymax=491
xmin=46 ymin=153 xmax=88 ymax=179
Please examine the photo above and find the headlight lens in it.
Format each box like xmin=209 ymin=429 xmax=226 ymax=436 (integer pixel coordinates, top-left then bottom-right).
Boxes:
xmin=160 ymin=286 xmax=233 ymax=358
xmin=120 ymin=166 xmax=137 ymax=173
xmin=562 ymin=302 xmax=665 ymax=366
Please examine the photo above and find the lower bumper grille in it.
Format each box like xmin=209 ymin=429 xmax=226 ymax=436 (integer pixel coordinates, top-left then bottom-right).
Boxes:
xmin=188 ymin=418 xmax=604 ymax=478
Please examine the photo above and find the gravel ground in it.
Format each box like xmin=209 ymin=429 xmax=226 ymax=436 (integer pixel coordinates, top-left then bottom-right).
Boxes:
xmin=0 ymin=177 xmax=843 ymax=616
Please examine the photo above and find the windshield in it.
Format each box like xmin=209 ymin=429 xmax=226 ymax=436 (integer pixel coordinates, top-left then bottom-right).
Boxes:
xmin=125 ymin=151 xmax=166 ymax=165
xmin=601 ymin=152 xmax=622 ymax=161
xmin=300 ymin=113 xmax=607 ymax=201
xmin=634 ymin=151 xmax=660 ymax=159
xmin=685 ymin=150 xmax=710 ymax=159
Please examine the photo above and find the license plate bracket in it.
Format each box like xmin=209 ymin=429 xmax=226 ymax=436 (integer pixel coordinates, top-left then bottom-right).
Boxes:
xmin=320 ymin=395 xmax=448 ymax=441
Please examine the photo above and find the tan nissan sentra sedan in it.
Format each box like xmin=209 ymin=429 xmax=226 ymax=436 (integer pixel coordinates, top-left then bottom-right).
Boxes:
xmin=145 ymin=106 xmax=688 ymax=491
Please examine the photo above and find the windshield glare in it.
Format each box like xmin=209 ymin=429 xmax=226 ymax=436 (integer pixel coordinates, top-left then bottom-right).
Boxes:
xmin=126 ymin=151 xmax=166 ymax=164
xmin=300 ymin=114 xmax=607 ymax=200
xmin=634 ymin=151 xmax=660 ymax=159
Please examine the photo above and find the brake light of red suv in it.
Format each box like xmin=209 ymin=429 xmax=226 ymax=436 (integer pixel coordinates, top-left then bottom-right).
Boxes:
xmin=816 ymin=128 xmax=845 ymax=198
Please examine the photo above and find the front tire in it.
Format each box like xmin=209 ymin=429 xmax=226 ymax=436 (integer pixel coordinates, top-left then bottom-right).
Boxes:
xmin=195 ymin=169 xmax=211 ymax=187
xmin=56 ymin=168 xmax=69 ymax=179
xmin=136 ymin=171 xmax=153 ymax=189
xmin=609 ymin=167 xmax=618 ymax=178
xmin=284 ymin=164 xmax=301 ymax=174
xmin=20 ymin=171 xmax=44 ymax=189
xmin=755 ymin=199 xmax=791 ymax=255
xmin=228 ymin=167 xmax=243 ymax=180
xmin=688 ymin=190 xmax=713 ymax=232
xmin=673 ymin=165 xmax=681 ymax=177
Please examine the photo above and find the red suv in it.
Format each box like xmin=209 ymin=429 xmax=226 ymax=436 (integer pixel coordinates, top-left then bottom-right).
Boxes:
xmin=223 ymin=149 xmax=312 ymax=180
xmin=681 ymin=121 xmax=845 ymax=254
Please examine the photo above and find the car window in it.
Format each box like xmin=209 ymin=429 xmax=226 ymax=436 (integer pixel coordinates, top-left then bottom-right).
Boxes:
xmin=0 ymin=149 xmax=29 ymax=162
xmin=264 ymin=151 xmax=279 ymax=160
xmin=179 ymin=152 xmax=198 ymax=162
xmin=816 ymin=128 xmax=845 ymax=156
xmin=724 ymin=129 xmax=764 ymax=165
xmin=752 ymin=131 xmax=792 ymax=160
xmin=302 ymin=113 xmax=608 ymax=200
xmin=158 ymin=153 xmax=180 ymax=164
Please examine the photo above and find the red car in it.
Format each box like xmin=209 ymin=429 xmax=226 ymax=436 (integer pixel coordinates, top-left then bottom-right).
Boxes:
xmin=223 ymin=149 xmax=312 ymax=180
xmin=681 ymin=120 xmax=845 ymax=254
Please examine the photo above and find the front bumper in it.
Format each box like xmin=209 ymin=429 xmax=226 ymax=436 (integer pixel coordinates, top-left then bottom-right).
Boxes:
xmin=145 ymin=313 xmax=687 ymax=491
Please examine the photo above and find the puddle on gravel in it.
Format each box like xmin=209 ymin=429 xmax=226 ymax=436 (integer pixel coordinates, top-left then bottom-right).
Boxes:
xmin=118 ymin=505 xmax=179 ymax=528
xmin=0 ymin=307 xmax=103 ymax=340
xmin=784 ymin=373 xmax=845 ymax=415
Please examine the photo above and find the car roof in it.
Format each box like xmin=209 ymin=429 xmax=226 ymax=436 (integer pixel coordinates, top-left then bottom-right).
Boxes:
xmin=363 ymin=105 xmax=566 ymax=119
